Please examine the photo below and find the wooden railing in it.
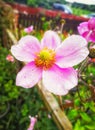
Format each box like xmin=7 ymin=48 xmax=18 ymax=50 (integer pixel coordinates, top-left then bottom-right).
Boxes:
xmin=5 ymin=28 xmax=73 ymax=130
xmin=7 ymin=2 xmax=89 ymax=34
xmin=1 ymin=2 xmax=89 ymax=47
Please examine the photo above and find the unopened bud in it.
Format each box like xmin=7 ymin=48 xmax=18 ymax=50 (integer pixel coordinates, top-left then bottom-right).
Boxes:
xmin=89 ymin=48 xmax=95 ymax=58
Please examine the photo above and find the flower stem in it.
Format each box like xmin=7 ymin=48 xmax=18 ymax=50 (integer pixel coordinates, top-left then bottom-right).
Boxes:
xmin=78 ymin=57 xmax=90 ymax=77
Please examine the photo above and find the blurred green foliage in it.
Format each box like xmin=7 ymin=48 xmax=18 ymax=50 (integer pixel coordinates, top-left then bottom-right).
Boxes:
xmin=0 ymin=0 xmax=14 ymax=29
xmin=72 ymin=7 xmax=91 ymax=16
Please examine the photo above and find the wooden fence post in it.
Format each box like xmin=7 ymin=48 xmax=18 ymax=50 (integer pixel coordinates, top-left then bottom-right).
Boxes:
xmin=38 ymin=81 xmax=72 ymax=130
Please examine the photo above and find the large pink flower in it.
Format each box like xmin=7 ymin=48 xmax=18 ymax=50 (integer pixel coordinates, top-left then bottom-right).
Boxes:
xmin=11 ymin=30 xmax=89 ymax=95
xmin=78 ymin=18 xmax=95 ymax=42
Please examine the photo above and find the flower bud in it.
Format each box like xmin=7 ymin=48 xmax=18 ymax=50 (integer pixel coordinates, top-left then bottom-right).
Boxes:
xmin=89 ymin=47 xmax=95 ymax=58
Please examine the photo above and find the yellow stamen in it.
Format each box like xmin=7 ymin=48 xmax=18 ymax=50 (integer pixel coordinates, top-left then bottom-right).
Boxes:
xmin=35 ymin=48 xmax=56 ymax=70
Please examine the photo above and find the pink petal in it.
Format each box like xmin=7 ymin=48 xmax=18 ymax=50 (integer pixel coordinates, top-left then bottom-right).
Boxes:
xmin=88 ymin=18 xmax=95 ymax=30
xmin=77 ymin=22 xmax=89 ymax=35
xmin=42 ymin=65 xmax=78 ymax=95
xmin=41 ymin=30 xmax=60 ymax=49
xmin=89 ymin=31 xmax=95 ymax=42
xmin=11 ymin=35 xmax=41 ymax=62
xmin=55 ymin=35 xmax=89 ymax=68
xmin=79 ymin=31 xmax=93 ymax=42
xmin=16 ymin=62 xmax=42 ymax=88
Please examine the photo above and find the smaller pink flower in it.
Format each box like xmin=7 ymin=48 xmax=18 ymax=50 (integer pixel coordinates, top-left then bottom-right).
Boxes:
xmin=24 ymin=25 xmax=33 ymax=33
xmin=78 ymin=18 xmax=95 ymax=42
xmin=6 ymin=54 xmax=14 ymax=62
xmin=27 ymin=116 xmax=37 ymax=130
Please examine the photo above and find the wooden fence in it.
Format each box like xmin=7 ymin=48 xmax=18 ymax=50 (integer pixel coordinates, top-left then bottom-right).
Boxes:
xmin=1 ymin=2 xmax=89 ymax=46
xmin=7 ymin=2 xmax=89 ymax=33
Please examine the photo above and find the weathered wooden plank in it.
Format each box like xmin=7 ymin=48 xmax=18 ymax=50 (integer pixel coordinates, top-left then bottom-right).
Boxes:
xmin=6 ymin=29 xmax=17 ymax=45
xmin=38 ymin=81 xmax=72 ymax=130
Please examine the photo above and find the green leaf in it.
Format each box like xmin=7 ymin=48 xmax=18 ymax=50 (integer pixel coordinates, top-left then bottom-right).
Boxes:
xmin=68 ymin=109 xmax=78 ymax=120
xmin=80 ymin=112 xmax=92 ymax=122
xmin=74 ymin=98 xmax=81 ymax=106
xmin=73 ymin=120 xmax=81 ymax=130
xmin=74 ymin=120 xmax=86 ymax=130
xmin=85 ymin=123 xmax=95 ymax=130
xmin=89 ymin=102 xmax=95 ymax=112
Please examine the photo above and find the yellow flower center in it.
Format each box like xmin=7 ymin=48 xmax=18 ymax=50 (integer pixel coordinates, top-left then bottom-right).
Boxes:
xmin=35 ymin=48 xmax=56 ymax=70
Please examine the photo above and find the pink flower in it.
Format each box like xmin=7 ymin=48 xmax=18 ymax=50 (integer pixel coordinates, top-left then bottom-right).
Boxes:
xmin=48 ymin=114 xmax=51 ymax=119
xmin=78 ymin=18 xmax=95 ymax=42
xmin=24 ymin=25 xmax=33 ymax=33
xmin=27 ymin=116 xmax=37 ymax=130
xmin=6 ymin=54 xmax=14 ymax=62
xmin=11 ymin=30 xmax=89 ymax=95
